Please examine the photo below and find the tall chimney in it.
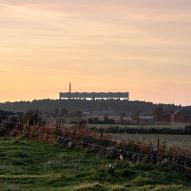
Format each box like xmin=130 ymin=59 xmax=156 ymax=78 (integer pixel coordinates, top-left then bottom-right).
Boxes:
xmin=69 ymin=82 xmax=71 ymax=93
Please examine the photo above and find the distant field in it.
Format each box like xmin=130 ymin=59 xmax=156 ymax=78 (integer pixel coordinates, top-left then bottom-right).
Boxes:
xmin=108 ymin=133 xmax=191 ymax=149
xmin=0 ymin=137 xmax=191 ymax=191
xmin=88 ymin=123 xmax=188 ymax=129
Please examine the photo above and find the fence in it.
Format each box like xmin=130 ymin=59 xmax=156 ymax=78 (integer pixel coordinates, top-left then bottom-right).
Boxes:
xmin=0 ymin=120 xmax=191 ymax=177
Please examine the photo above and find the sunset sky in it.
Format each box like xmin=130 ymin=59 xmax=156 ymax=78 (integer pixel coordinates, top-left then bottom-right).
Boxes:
xmin=0 ymin=0 xmax=191 ymax=105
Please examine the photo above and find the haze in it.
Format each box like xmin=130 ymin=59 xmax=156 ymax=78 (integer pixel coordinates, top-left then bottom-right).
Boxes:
xmin=0 ymin=0 xmax=191 ymax=105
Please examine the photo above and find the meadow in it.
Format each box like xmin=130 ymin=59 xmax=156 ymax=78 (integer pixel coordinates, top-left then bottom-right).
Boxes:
xmin=108 ymin=133 xmax=191 ymax=149
xmin=0 ymin=137 xmax=191 ymax=191
xmin=87 ymin=123 xmax=191 ymax=149
xmin=88 ymin=123 xmax=187 ymax=130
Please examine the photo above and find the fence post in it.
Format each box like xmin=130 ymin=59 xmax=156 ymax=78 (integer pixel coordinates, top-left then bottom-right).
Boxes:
xmin=157 ymin=138 xmax=160 ymax=165
xmin=100 ymin=129 xmax=103 ymax=153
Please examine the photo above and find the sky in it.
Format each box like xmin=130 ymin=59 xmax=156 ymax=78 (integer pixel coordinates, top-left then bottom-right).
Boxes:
xmin=0 ymin=0 xmax=191 ymax=105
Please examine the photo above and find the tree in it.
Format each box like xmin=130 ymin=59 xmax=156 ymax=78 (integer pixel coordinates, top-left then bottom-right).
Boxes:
xmin=60 ymin=107 xmax=68 ymax=116
xmin=120 ymin=113 xmax=126 ymax=123
xmin=131 ymin=112 xmax=140 ymax=124
xmin=103 ymin=115 xmax=115 ymax=124
xmin=22 ymin=110 xmax=42 ymax=126
xmin=185 ymin=125 xmax=191 ymax=133
xmin=53 ymin=108 xmax=59 ymax=117
xmin=153 ymin=107 xmax=163 ymax=122
xmin=71 ymin=111 xmax=83 ymax=119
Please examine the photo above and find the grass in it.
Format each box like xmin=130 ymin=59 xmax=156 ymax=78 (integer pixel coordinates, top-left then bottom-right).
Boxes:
xmin=0 ymin=137 xmax=191 ymax=191
xmin=89 ymin=124 xmax=191 ymax=149
xmin=108 ymin=133 xmax=191 ymax=149
xmin=88 ymin=123 xmax=188 ymax=130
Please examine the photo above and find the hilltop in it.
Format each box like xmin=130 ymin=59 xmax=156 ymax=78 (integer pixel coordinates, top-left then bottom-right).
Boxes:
xmin=0 ymin=99 xmax=191 ymax=115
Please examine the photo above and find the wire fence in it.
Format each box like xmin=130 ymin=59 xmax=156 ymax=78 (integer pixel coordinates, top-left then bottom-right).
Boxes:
xmin=0 ymin=120 xmax=191 ymax=177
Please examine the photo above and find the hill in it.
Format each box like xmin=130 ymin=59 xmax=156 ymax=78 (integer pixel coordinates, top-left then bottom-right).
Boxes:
xmin=0 ymin=99 xmax=191 ymax=114
xmin=0 ymin=99 xmax=191 ymax=115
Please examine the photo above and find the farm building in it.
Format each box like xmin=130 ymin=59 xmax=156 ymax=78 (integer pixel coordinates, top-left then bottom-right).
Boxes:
xmin=169 ymin=110 xmax=191 ymax=123
xmin=153 ymin=107 xmax=191 ymax=123
xmin=171 ymin=110 xmax=186 ymax=123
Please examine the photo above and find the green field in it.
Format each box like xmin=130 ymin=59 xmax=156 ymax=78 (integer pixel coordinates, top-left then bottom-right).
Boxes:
xmin=0 ymin=137 xmax=191 ymax=191
xmin=88 ymin=123 xmax=188 ymax=130
xmin=108 ymin=133 xmax=191 ymax=149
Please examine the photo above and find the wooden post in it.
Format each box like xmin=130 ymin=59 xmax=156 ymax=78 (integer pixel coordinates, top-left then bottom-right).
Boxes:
xmin=100 ymin=129 xmax=103 ymax=153
xmin=157 ymin=138 xmax=160 ymax=165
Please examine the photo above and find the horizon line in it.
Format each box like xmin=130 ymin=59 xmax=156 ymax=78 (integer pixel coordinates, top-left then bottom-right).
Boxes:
xmin=0 ymin=98 xmax=190 ymax=107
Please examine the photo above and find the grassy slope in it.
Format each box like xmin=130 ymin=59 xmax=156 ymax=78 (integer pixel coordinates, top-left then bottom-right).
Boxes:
xmin=0 ymin=138 xmax=190 ymax=191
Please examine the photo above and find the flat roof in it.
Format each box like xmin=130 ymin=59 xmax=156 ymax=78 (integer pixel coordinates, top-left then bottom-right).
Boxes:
xmin=60 ymin=92 xmax=129 ymax=99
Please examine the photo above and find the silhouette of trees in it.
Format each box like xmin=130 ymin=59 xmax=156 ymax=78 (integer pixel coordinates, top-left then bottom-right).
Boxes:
xmin=0 ymin=99 xmax=191 ymax=117
xmin=131 ymin=112 xmax=140 ymax=124
xmin=120 ymin=113 xmax=126 ymax=123
xmin=153 ymin=107 xmax=164 ymax=122
xmin=71 ymin=111 xmax=83 ymax=119
xmin=22 ymin=110 xmax=42 ymax=126
xmin=103 ymin=115 xmax=115 ymax=124
xmin=53 ymin=108 xmax=59 ymax=117
xmin=185 ymin=125 xmax=191 ymax=133
xmin=60 ymin=108 xmax=68 ymax=116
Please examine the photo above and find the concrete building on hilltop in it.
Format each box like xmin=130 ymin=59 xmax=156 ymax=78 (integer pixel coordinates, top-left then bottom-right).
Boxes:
xmin=59 ymin=83 xmax=129 ymax=101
